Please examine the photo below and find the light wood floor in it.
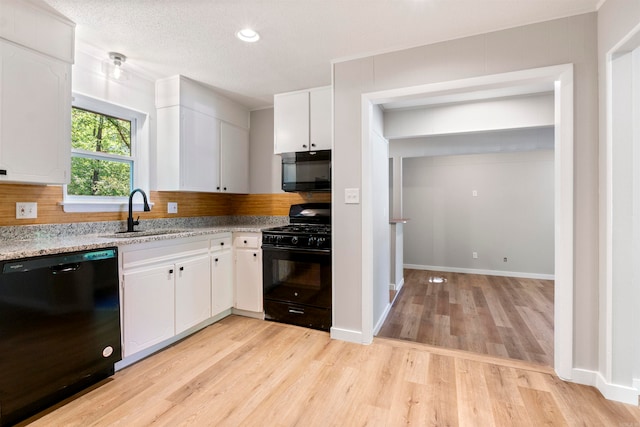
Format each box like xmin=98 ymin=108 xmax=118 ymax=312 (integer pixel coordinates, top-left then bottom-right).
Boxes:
xmin=22 ymin=315 xmax=640 ymax=426
xmin=379 ymin=270 xmax=554 ymax=366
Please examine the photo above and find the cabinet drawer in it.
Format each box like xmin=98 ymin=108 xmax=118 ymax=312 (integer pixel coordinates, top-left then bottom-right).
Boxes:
xmin=122 ymin=239 xmax=209 ymax=270
xmin=211 ymin=236 xmax=232 ymax=252
xmin=234 ymin=236 xmax=259 ymax=249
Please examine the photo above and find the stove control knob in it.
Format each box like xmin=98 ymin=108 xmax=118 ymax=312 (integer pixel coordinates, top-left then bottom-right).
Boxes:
xmin=291 ymin=236 xmax=299 ymax=245
xmin=276 ymin=236 xmax=283 ymax=244
xmin=317 ymin=237 xmax=326 ymax=247
xmin=308 ymin=237 xmax=316 ymax=247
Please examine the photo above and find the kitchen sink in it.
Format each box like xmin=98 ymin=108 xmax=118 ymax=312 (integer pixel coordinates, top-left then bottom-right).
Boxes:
xmin=104 ymin=229 xmax=190 ymax=238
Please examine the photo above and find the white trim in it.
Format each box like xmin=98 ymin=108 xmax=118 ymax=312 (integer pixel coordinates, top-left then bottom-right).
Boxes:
xmin=360 ymin=64 xmax=574 ymax=381
xmin=390 ymin=277 xmax=405 ymax=292
xmin=634 ymin=378 xmax=640 ymax=391
xmin=605 ymin=45 xmax=615 ymax=385
xmin=572 ymin=368 xmax=640 ymax=406
xmin=373 ymin=302 xmax=393 ymax=336
xmin=361 ymin=99 xmax=374 ymax=345
xmin=552 ymin=65 xmax=574 ymax=381
xmin=330 ymin=326 xmax=368 ymax=344
xmin=59 ymin=201 xmax=153 ymax=213
xmin=603 ymin=20 xmax=640 ymax=402
xmin=65 ymin=93 xmax=150 ymax=212
xmin=404 ymin=264 xmax=554 ymax=281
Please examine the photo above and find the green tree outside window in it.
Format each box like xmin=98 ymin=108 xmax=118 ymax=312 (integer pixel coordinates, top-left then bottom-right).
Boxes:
xmin=69 ymin=107 xmax=133 ymax=196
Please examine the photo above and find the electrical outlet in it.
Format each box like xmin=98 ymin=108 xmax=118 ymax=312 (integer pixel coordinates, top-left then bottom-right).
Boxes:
xmin=16 ymin=202 xmax=37 ymax=219
xmin=167 ymin=202 xmax=178 ymax=214
xmin=345 ymin=188 xmax=360 ymax=204
xmin=503 ymin=257 xmax=508 ymax=262
xmin=473 ymin=252 xmax=478 ymax=259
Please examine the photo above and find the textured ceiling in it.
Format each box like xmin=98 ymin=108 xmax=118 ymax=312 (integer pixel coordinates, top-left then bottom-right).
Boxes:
xmin=43 ymin=0 xmax=600 ymax=110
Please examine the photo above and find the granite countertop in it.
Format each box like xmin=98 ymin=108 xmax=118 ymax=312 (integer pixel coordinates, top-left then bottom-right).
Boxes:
xmin=0 ymin=216 xmax=287 ymax=261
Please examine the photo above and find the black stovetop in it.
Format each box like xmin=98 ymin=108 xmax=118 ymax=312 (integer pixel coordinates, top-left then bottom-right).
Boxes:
xmin=262 ymin=203 xmax=331 ymax=249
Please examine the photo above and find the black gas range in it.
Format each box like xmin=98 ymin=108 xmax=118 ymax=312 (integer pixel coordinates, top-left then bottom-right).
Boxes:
xmin=262 ymin=203 xmax=332 ymax=331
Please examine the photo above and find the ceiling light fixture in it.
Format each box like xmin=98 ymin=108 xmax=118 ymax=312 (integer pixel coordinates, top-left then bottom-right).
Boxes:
xmin=236 ymin=28 xmax=260 ymax=43
xmin=102 ymin=52 xmax=129 ymax=81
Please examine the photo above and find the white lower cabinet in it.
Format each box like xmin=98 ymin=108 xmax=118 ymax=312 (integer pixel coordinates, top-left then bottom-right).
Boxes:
xmin=120 ymin=238 xmax=211 ymax=358
xmin=175 ymin=255 xmax=211 ymax=334
xmin=234 ymin=233 xmax=263 ymax=313
xmin=119 ymin=232 xmax=261 ymax=361
xmin=211 ymin=234 xmax=233 ymax=317
xmin=123 ymin=263 xmax=175 ymax=357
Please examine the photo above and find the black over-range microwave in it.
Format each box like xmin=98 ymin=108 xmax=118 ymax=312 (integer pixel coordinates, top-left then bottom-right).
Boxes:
xmin=281 ymin=150 xmax=331 ymax=192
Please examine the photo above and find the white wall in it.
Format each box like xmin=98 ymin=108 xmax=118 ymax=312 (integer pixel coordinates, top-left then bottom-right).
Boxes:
xmin=72 ymin=43 xmax=156 ymax=191
xmin=403 ymin=150 xmax=554 ymax=277
xmin=390 ymin=127 xmax=554 ymax=158
xmin=249 ymin=108 xmax=282 ymax=194
xmin=332 ymin=13 xmax=598 ymax=371
xmin=384 ymin=93 xmax=554 ymax=139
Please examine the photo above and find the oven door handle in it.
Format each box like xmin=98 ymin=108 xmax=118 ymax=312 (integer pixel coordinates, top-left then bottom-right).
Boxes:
xmin=261 ymin=245 xmax=331 ymax=255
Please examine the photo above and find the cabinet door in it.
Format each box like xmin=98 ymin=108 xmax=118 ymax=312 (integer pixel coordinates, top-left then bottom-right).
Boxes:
xmin=0 ymin=40 xmax=70 ymax=184
xmin=175 ymin=255 xmax=211 ymax=334
xmin=274 ymin=91 xmax=309 ymax=153
xmin=211 ymin=249 xmax=233 ymax=317
xmin=309 ymin=87 xmax=332 ymax=151
xmin=219 ymin=121 xmax=249 ymax=193
xmin=123 ymin=264 xmax=175 ymax=357
xmin=181 ymin=108 xmax=221 ymax=192
xmin=235 ymin=249 xmax=263 ymax=312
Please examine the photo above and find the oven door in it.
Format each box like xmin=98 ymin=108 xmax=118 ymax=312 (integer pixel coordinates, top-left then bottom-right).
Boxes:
xmin=262 ymin=245 xmax=331 ymax=331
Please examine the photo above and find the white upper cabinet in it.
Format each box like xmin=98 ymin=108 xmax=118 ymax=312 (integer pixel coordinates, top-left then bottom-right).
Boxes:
xmin=274 ymin=86 xmax=332 ymax=154
xmin=220 ymin=121 xmax=249 ymax=193
xmin=156 ymin=106 xmax=221 ymax=192
xmin=309 ymin=87 xmax=332 ymax=151
xmin=0 ymin=1 xmax=74 ymax=185
xmin=155 ymin=75 xmax=250 ymax=193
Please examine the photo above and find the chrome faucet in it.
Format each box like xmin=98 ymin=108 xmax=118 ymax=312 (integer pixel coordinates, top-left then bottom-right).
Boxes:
xmin=127 ymin=188 xmax=151 ymax=232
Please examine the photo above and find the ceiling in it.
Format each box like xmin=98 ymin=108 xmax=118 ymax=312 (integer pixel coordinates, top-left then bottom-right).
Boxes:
xmin=43 ymin=0 xmax=600 ymax=110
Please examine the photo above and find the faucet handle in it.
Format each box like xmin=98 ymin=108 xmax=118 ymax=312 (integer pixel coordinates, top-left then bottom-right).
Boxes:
xmin=134 ymin=215 xmax=140 ymax=226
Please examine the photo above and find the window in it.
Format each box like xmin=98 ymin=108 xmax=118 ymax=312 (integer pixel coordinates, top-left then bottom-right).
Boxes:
xmin=62 ymin=94 xmax=149 ymax=212
xmin=69 ymin=107 xmax=132 ymax=196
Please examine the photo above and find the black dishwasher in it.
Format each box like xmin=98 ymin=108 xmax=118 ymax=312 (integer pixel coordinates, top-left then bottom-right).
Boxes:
xmin=0 ymin=248 xmax=121 ymax=426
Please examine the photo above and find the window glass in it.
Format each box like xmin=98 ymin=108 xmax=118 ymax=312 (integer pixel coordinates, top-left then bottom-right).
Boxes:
xmin=68 ymin=107 xmax=133 ymax=197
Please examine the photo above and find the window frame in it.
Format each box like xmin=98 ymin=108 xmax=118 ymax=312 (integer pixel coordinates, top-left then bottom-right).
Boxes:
xmin=62 ymin=93 xmax=151 ymax=213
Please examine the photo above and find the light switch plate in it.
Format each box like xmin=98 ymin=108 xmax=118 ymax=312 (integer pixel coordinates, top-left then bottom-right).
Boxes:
xmin=16 ymin=202 xmax=37 ymax=219
xmin=345 ymin=188 xmax=360 ymax=204
xmin=167 ymin=202 xmax=178 ymax=214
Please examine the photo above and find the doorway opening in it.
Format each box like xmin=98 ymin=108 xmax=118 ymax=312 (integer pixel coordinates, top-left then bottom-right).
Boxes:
xmin=360 ymin=64 xmax=574 ymax=380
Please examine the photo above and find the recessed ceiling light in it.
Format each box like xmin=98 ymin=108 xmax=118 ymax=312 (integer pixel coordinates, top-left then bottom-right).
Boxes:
xmin=236 ymin=28 xmax=260 ymax=43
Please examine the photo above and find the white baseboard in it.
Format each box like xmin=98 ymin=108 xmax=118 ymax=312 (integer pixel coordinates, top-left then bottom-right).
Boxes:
xmin=572 ymin=368 xmax=639 ymax=405
xmin=231 ymin=308 xmax=265 ymax=319
xmin=373 ymin=302 xmax=392 ymax=336
xmin=390 ymin=277 xmax=405 ymax=292
xmin=331 ymin=326 xmax=370 ymax=344
xmin=404 ymin=264 xmax=555 ymax=280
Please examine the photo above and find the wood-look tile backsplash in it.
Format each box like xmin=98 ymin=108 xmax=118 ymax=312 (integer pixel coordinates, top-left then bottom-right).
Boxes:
xmin=0 ymin=184 xmax=331 ymax=226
